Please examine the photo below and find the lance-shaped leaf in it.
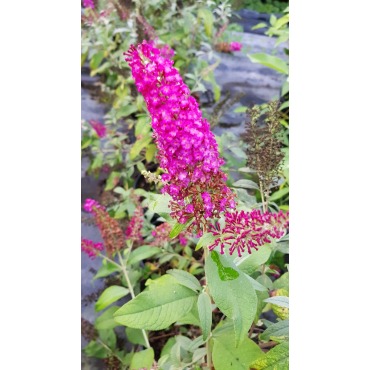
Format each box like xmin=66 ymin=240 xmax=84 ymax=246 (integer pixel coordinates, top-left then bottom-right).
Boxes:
xmin=167 ymin=269 xmax=201 ymax=292
xmin=94 ymin=306 xmax=120 ymax=330
xmin=197 ymin=293 xmax=212 ymax=341
xmin=127 ymin=245 xmax=161 ymax=265
xmin=264 ymin=296 xmax=289 ymax=308
xmin=205 ymin=251 xmax=257 ymax=347
xmin=114 ymin=275 xmax=197 ymax=330
xmin=95 ymin=286 xmax=130 ymax=312
xmin=260 ymin=319 xmax=289 ymax=341
xmin=195 ymin=232 xmax=219 ymax=251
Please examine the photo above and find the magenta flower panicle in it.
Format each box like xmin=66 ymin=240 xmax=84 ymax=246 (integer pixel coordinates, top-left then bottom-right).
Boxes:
xmin=209 ymin=209 xmax=289 ymax=257
xmin=83 ymin=199 xmax=124 ymax=254
xmin=126 ymin=206 xmax=144 ymax=243
xmin=81 ymin=238 xmax=103 ymax=259
xmin=123 ymin=41 xmax=236 ymax=234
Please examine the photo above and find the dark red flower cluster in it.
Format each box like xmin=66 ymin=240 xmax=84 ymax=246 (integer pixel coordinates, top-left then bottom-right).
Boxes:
xmin=209 ymin=209 xmax=289 ymax=257
xmin=126 ymin=206 xmax=144 ymax=243
xmin=84 ymin=199 xmax=124 ymax=255
xmin=81 ymin=238 xmax=104 ymax=259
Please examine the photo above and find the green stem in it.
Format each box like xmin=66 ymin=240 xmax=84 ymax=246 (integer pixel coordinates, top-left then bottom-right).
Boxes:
xmin=118 ymin=242 xmax=151 ymax=349
xmin=203 ymin=242 xmax=212 ymax=369
xmin=97 ymin=254 xmax=124 ymax=271
xmin=97 ymin=339 xmax=124 ymax=364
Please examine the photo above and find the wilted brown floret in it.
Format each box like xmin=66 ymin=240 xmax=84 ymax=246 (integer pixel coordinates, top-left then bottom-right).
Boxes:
xmin=244 ymin=101 xmax=285 ymax=207
xmin=81 ymin=318 xmax=98 ymax=341
xmin=93 ymin=207 xmax=125 ymax=255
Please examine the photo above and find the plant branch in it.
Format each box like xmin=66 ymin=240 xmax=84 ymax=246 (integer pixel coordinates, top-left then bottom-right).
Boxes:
xmin=258 ymin=341 xmax=278 ymax=349
xmin=118 ymin=242 xmax=151 ymax=349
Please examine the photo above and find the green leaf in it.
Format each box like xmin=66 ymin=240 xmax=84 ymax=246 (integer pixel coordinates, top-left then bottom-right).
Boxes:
xmin=248 ymin=53 xmax=289 ymax=75
xmin=188 ymin=336 xmax=206 ymax=352
xmin=230 ymin=147 xmax=247 ymax=159
xmin=91 ymin=152 xmax=103 ymax=170
xmin=232 ymin=188 xmax=257 ymax=206
xmin=175 ymin=301 xmax=200 ymax=326
xmin=127 ymin=245 xmax=161 ymax=266
xmin=270 ymin=14 xmax=277 ymax=26
xmin=83 ymin=341 xmax=108 ymax=358
xmin=197 ymin=293 xmax=212 ymax=341
xmin=260 ymin=319 xmax=289 ymax=341
xmin=93 ymin=262 xmax=121 ymax=280
xmin=264 ymin=296 xmax=289 ymax=308
xmin=212 ymin=329 xmax=264 ymax=370
xmin=170 ymin=218 xmax=193 ymax=238
xmin=169 ymin=222 xmax=186 ymax=238
xmin=274 ymin=14 xmax=289 ymax=29
xmin=166 ymin=269 xmax=201 ymax=292
xmin=114 ymin=275 xmax=198 ymax=330
xmin=145 ymin=144 xmax=157 ymax=163
xmin=257 ymin=274 xmax=273 ymax=290
xmin=137 ymin=161 xmax=145 ymax=173
xmin=90 ymin=51 xmax=104 ymax=70
xmin=81 ymin=51 xmax=88 ymax=67
xmin=126 ymin=327 xmax=149 ymax=348
xmin=135 ymin=116 xmax=150 ymax=136
xmin=281 ymin=79 xmax=289 ymax=96
xmin=232 ymin=179 xmax=260 ymax=190
xmin=249 ymin=341 xmax=289 ymax=370
xmin=130 ymin=348 xmax=154 ymax=370
xmin=123 ymin=351 xmax=134 ymax=365
xmin=116 ymin=105 xmax=138 ymax=120
xmin=253 ymin=275 xmax=272 ymax=324
xmin=252 ymin=23 xmax=267 ymax=30
xmin=130 ymin=135 xmax=152 ymax=160
xmin=95 ymin=306 xmax=120 ymax=330
xmin=95 ymin=286 xmax=130 ymax=312
xmin=273 ymin=272 xmax=289 ymax=291
xmin=233 ymin=106 xmax=248 ymax=113
xmin=198 ymin=8 xmax=213 ymax=37
xmin=81 ymin=136 xmax=92 ymax=149
xmin=205 ymin=251 xmax=257 ymax=346
xmin=99 ymin=329 xmax=116 ymax=350
xmin=279 ymin=101 xmax=289 ymax=111
xmin=105 ymin=171 xmax=121 ymax=191
xmin=237 ymin=167 xmax=256 ymax=174
xmin=151 ymin=193 xmax=171 ymax=213
xmin=195 ymin=232 xmax=219 ymax=251
xmin=268 ymin=187 xmax=289 ymax=201
xmin=244 ymin=274 xmax=268 ymax=292
xmin=161 ymin=337 xmax=177 ymax=357
xmin=276 ymin=241 xmax=289 ymax=254
xmin=236 ymin=245 xmax=272 ymax=275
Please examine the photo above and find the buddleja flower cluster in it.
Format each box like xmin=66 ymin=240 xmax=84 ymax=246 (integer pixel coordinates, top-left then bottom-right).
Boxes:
xmin=216 ymin=41 xmax=243 ymax=53
xmin=150 ymin=222 xmax=188 ymax=248
xmin=125 ymin=206 xmax=143 ymax=243
xmin=84 ymin=199 xmax=124 ymax=255
xmin=124 ymin=41 xmax=236 ymax=234
xmin=89 ymin=119 xmax=106 ymax=138
xmin=81 ymin=238 xmax=103 ymax=259
xmin=209 ymin=209 xmax=289 ymax=257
